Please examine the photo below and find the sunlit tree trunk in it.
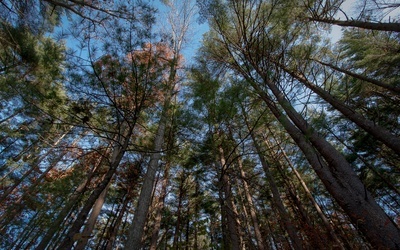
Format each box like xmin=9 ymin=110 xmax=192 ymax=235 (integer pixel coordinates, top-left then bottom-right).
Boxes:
xmin=75 ymin=181 xmax=111 ymax=249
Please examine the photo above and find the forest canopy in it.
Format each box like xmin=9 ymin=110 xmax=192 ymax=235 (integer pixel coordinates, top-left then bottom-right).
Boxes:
xmin=0 ymin=0 xmax=399 ymax=249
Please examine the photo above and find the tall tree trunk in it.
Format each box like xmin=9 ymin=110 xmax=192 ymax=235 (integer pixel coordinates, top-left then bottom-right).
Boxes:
xmin=253 ymin=79 xmax=400 ymax=248
xmin=149 ymin=162 xmax=170 ymax=250
xmin=173 ymin=172 xmax=186 ymax=249
xmin=56 ymin=124 xmax=133 ymax=250
xmin=250 ymin=133 xmax=303 ymax=250
xmin=74 ymin=181 xmax=111 ymax=249
xmin=125 ymin=96 xmax=171 ymax=249
xmin=236 ymin=155 xmax=266 ymax=250
xmin=218 ymin=144 xmax=241 ymax=250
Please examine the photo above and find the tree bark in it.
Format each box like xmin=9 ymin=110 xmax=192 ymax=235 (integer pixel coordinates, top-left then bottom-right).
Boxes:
xmin=251 ymin=133 xmax=303 ymax=250
xmin=149 ymin=162 xmax=170 ymax=250
xmin=281 ymin=65 xmax=400 ymax=155
xmin=125 ymin=98 xmax=170 ymax=249
xmin=75 ymin=181 xmax=111 ymax=249
xmin=308 ymin=17 xmax=400 ymax=32
xmin=236 ymin=152 xmax=266 ymax=250
xmin=218 ymin=144 xmax=242 ymax=250
xmin=55 ymin=124 xmax=133 ymax=250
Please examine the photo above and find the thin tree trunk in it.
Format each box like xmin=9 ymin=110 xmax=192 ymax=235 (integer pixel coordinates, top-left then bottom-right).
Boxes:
xmin=125 ymin=96 xmax=171 ymax=249
xmin=272 ymin=137 xmax=344 ymax=249
xmin=105 ymin=190 xmax=130 ymax=250
xmin=307 ymin=17 xmax=400 ymax=32
xmin=313 ymin=59 xmax=400 ymax=94
xmin=251 ymin=133 xmax=303 ymax=250
xmin=173 ymin=172 xmax=186 ymax=249
xmin=236 ymin=155 xmax=266 ymax=250
xmin=56 ymin=124 xmax=133 ymax=250
xmin=35 ymin=147 xmax=109 ymax=250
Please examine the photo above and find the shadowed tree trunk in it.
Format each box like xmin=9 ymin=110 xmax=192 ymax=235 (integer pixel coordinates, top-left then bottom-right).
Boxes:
xmin=250 ymin=132 xmax=303 ymax=250
xmin=218 ymin=143 xmax=241 ymax=250
xmin=56 ymin=123 xmax=134 ymax=250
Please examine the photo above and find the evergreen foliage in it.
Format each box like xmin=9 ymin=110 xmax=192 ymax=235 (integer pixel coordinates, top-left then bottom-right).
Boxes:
xmin=0 ymin=0 xmax=399 ymax=249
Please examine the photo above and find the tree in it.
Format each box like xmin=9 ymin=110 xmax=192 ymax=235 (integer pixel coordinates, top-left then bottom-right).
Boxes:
xmin=197 ymin=0 xmax=400 ymax=248
xmin=124 ymin=1 xmax=195 ymax=248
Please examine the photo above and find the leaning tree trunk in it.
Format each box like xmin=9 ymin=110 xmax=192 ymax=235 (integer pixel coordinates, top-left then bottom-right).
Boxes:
xmin=253 ymin=78 xmax=400 ymax=249
xmin=280 ymin=64 xmax=400 ymax=155
xmin=55 ymin=124 xmax=133 ymax=250
xmin=250 ymin=132 xmax=303 ymax=250
xmin=75 ymin=182 xmax=111 ymax=249
xmin=125 ymin=95 xmax=172 ymax=249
